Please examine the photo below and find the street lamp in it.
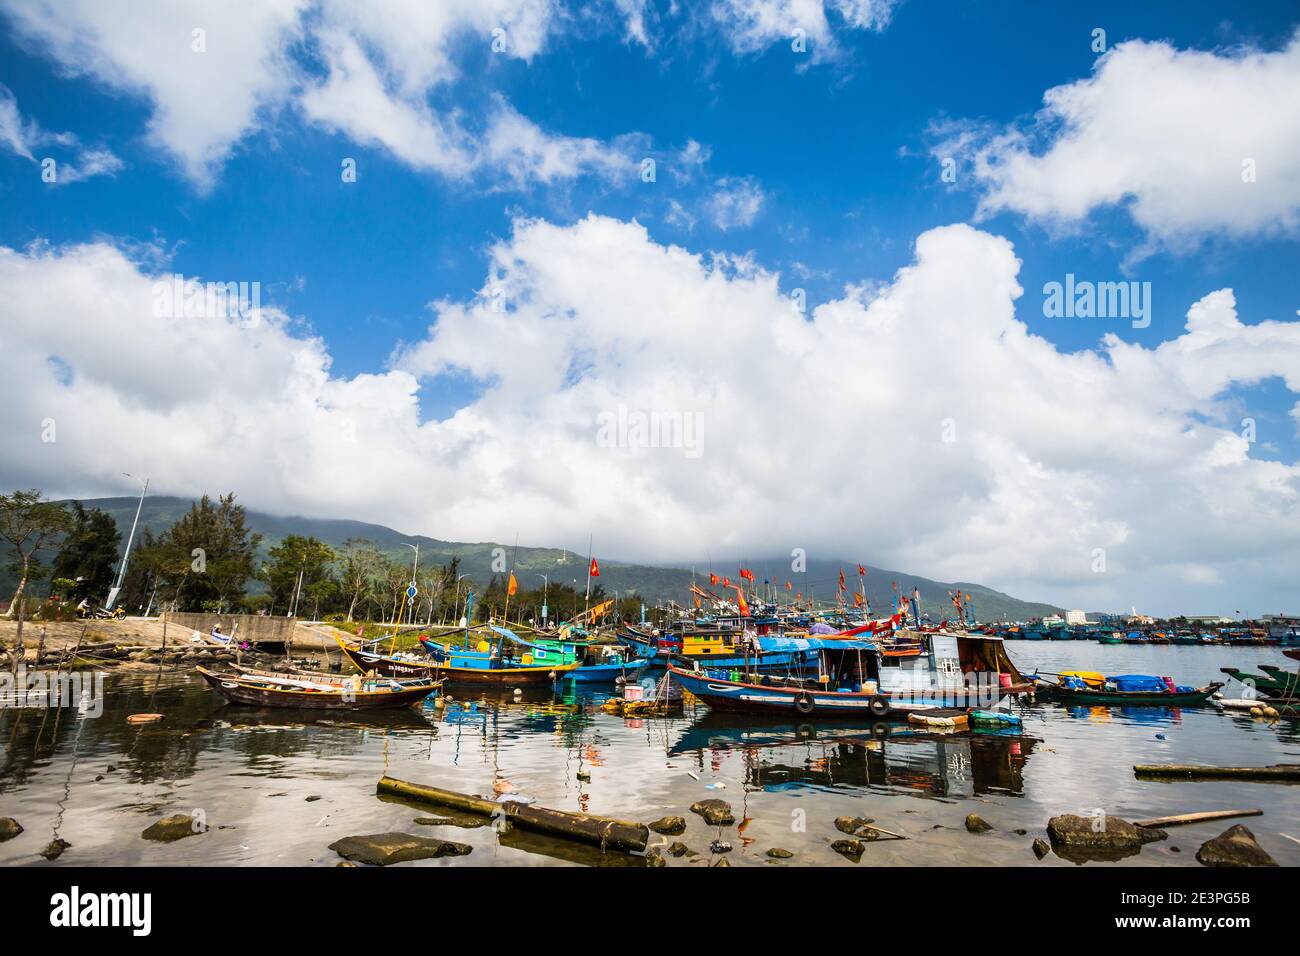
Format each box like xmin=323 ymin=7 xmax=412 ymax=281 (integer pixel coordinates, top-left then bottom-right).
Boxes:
xmin=107 ymin=473 xmax=148 ymax=611
xmin=537 ymin=574 xmax=549 ymax=626
xmin=454 ymin=573 xmax=470 ymax=626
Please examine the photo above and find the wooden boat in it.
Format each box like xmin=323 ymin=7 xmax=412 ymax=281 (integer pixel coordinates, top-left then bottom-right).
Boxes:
xmin=1285 ymin=648 xmax=1300 ymax=663
xmin=1032 ymin=677 xmax=1223 ymax=706
xmin=196 ymin=665 xmax=439 ymax=710
xmin=231 ymin=662 xmax=433 ymax=688
xmin=563 ymin=654 xmax=656 ymax=683
xmin=1219 ymin=666 xmax=1299 ymax=699
xmin=336 ymin=637 xmax=444 ymax=679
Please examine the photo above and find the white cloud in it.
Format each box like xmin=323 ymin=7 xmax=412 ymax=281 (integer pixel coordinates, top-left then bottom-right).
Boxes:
xmin=1 ymin=0 xmax=307 ymax=188
xmin=710 ymin=0 xmax=899 ymax=57
xmin=0 ymin=84 xmax=122 ymax=183
xmin=6 ymin=219 xmax=1300 ymax=614
xmin=0 ymin=0 xmax=643 ymax=188
xmin=937 ymin=32 xmax=1300 ymax=249
xmin=707 ymin=176 xmax=765 ymax=229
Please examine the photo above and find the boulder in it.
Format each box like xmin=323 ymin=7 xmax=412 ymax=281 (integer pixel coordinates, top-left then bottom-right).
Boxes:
xmin=1032 ymin=838 xmax=1050 ymax=859
xmin=0 ymin=818 xmax=22 ymax=842
xmin=668 ymin=841 xmax=695 ymax=858
xmin=767 ymin=847 xmax=794 ymax=859
xmin=1046 ymin=814 xmax=1143 ymax=863
xmin=689 ymin=799 xmax=735 ymax=826
xmin=835 ymin=815 xmax=874 ymax=835
xmin=142 ymin=813 xmax=207 ymax=842
xmin=649 ymin=815 xmax=687 ymax=835
xmin=1195 ymin=825 xmax=1278 ymax=867
xmin=831 ymin=839 xmax=864 ymax=863
xmin=41 ymin=838 xmax=71 ymax=860
xmin=329 ymin=832 xmax=472 ymax=866
xmin=965 ymin=813 xmax=994 ymax=833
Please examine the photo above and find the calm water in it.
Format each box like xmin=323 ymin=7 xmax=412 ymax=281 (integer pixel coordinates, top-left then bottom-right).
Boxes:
xmin=2 ymin=642 xmax=1297 ymax=867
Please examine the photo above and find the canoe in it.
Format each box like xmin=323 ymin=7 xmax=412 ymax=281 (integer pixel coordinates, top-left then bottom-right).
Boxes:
xmin=1033 ymin=679 xmax=1223 ymax=707
xmin=1219 ymin=667 xmax=1300 ymax=699
xmin=196 ymin=666 xmax=439 ymax=710
xmin=232 ymin=663 xmax=433 ymax=689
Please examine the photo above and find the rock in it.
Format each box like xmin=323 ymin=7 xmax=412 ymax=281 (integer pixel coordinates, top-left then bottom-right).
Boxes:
xmin=689 ymin=799 xmax=735 ymax=826
xmin=1138 ymin=827 xmax=1168 ymax=845
xmin=142 ymin=813 xmax=207 ymax=842
xmin=644 ymin=849 xmax=666 ymax=867
xmin=305 ymin=795 xmax=322 ymax=803
xmin=412 ymin=812 xmax=489 ymax=830
xmin=1013 ymin=828 xmax=1028 ymax=835
xmin=1195 ymin=825 xmax=1278 ymax=868
xmin=649 ymin=815 xmax=687 ymax=835
xmin=965 ymin=813 xmax=994 ymax=833
xmin=668 ymin=841 xmax=695 ymax=858
xmin=709 ymin=839 xmax=732 ymax=854
xmin=329 ymin=832 xmax=472 ymax=866
xmin=0 ymin=818 xmax=22 ymax=842
xmin=712 ymin=856 xmax=731 ymax=867
xmin=835 ymin=815 xmax=874 ymax=835
xmin=767 ymin=847 xmax=794 ymax=859
xmin=831 ymin=839 xmax=864 ymax=863
xmin=337 ymin=861 xmax=358 ymax=867
xmin=1046 ymin=814 xmax=1144 ymax=863
xmin=41 ymin=838 xmax=71 ymax=860
xmin=1032 ymin=838 xmax=1050 ymax=859
xmin=576 ymin=771 xmax=591 ymax=782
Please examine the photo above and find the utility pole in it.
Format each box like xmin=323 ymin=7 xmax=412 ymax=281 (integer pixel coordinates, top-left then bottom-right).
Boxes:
xmin=106 ymin=474 xmax=148 ymax=610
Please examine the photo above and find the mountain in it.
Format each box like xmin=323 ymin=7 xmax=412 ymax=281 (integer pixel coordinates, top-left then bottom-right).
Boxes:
xmin=7 ymin=495 xmax=1063 ymax=621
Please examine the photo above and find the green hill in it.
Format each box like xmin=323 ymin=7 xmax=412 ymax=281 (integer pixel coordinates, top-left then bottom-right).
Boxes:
xmin=5 ymin=495 xmax=1062 ymax=621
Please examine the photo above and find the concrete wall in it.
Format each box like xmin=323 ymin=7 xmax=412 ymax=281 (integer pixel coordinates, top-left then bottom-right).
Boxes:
xmin=162 ymin=612 xmax=296 ymax=645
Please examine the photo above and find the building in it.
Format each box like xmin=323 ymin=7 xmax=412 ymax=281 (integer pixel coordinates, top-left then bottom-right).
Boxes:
xmin=1064 ymin=609 xmax=1088 ymax=626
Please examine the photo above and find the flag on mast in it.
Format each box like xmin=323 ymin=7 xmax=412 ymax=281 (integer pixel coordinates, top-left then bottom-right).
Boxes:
xmin=507 ymin=572 xmax=518 ymax=597
xmin=589 ymin=557 xmax=600 ymax=578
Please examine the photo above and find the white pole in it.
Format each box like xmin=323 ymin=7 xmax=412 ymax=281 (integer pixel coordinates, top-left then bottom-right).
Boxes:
xmin=107 ymin=475 xmax=148 ymax=609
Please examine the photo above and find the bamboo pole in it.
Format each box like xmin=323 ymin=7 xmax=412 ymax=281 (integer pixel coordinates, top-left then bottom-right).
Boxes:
xmin=1132 ymin=809 xmax=1262 ymax=829
xmin=1134 ymin=764 xmax=1300 ymax=781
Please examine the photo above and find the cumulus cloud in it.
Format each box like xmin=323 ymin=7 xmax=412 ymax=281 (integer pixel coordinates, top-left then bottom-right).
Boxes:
xmin=710 ymin=0 xmax=899 ymax=57
xmin=5 ymin=218 xmax=1299 ymax=614
xmin=0 ymin=0 xmax=641 ymax=188
xmin=0 ymin=84 xmax=122 ymax=183
xmin=935 ymin=32 xmax=1300 ymax=250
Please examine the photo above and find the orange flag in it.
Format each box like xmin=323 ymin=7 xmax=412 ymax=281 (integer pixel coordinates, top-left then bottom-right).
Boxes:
xmin=854 ymin=592 xmax=864 ymax=607
xmin=507 ymin=572 xmax=518 ymax=596
xmin=785 ymin=580 xmax=792 ymax=591
xmin=709 ymin=573 xmax=718 ymax=586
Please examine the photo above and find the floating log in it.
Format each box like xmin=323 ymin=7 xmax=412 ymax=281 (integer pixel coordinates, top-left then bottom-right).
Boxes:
xmin=376 ymin=776 xmax=649 ymax=854
xmin=1132 ymin=809 xmax=1263 ymax=829
xmin=1134 ymin=764 xmax=1300 ymax=782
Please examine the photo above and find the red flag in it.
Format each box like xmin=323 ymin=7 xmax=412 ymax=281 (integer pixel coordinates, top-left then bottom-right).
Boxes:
xmin=785 ymin=580 xmax=792 ymax=591
xmin=589 ymin=558 xmax=600 ymax=578
xmin=709 ymin=573 xmax=718 ymax=586
xmin=838 ymin=569 xmax=846 ymax=591
xmin=857 ymin=564 xmax=866 ymax=576
xmin=722 ymin=576 xmax=731 ymax=588
xmin=796 ymin=590 xmax=802 ymax=600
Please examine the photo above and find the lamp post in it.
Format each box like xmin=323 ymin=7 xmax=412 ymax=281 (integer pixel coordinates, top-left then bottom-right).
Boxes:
xmin=107 ymin=473 xmax=148 ymax=611
xmin=537 ymin=574 xmax=549 ymax=626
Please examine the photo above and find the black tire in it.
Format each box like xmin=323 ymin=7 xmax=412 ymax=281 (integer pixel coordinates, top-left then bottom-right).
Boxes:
xmin=794 ymin=691 xmax=816 ymax=715
xmin=871 ymin=721 xmax=890 ymax=739
xmin=868 ymin=695 xmax=890 ymax=717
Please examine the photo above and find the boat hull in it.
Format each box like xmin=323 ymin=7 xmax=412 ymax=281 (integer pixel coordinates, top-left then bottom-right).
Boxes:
xmin=197 ymin=667 xmax=437 ymax=710
xmin=1034 ymin=681 xmax=1223 ymax=707
xmin=667 ymin=666 xmax=1013 ymax=718
xmin=339 ymin=642 xmax=443 ymax=679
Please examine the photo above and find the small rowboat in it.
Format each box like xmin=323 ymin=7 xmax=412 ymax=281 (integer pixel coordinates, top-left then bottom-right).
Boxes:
xmin=1033 ymin=677 xmax=1223 ymax=707
xmin=336 ymin=637 xmax=444 ymax=679
xmin=1284 ymin=648 xmax=1300 ymax=662
xmin=196 ymin=666 xmax=440 ymax=710
xmin=127 ymin=713 xmax=164 ymax=724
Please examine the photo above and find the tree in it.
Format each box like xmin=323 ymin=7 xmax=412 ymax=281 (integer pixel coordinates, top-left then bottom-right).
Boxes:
xmin=149 ymin=494 xmax=261 ymax=612
xmin=339 ymin=538 xmax=385 ymax=622
xmin=0 ymin=490 xmax=72 ymax=619
xmin=262 ymin=535 xmax=336 ymax=615
xmin=50 ymin=502 xmax=123 ymax=602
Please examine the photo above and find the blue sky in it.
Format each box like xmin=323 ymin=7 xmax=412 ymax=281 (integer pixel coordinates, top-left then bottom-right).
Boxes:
xmin=2 ymin=1 xmax=1299 ymax=614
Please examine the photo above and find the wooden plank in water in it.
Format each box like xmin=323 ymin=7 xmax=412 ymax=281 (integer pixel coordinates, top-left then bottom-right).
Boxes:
xmin=1133 ymin=764 xmax=1300 ymax=782
xmin=1132 ymin=809 xmax=1263 ymax=828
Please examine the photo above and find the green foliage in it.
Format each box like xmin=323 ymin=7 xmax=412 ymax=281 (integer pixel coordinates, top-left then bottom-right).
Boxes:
xmin=50 ymin=502 xmax=122 ymax=601
xmin=262 ymin=534 xmax=336 ymax=612
xmin=0 ymin=489 xmax=73 ymax=617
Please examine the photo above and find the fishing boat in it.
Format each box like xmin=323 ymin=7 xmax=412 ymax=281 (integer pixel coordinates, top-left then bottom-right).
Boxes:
xmin=196 ymin=665 xmax=440 ymax=710
xmin=1219 ymin=665 xmax=1300 ymax=699
xmin=1285 ymin=648 xmax=1300 ymax=663
xmin=563 ymin=650 xmax=655 ymax=683
xmin=1031 ymin=673 xmax=1223 ymax=707
xmin=667 ymin=629 xmax=1030 ymax=719
xmin=340 ymin=635 xmax=575 ymax=686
